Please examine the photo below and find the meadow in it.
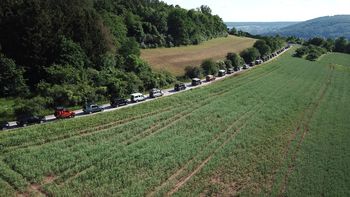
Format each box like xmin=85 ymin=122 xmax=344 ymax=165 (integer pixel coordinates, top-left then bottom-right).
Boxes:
xmin=0 ymin=48 xmax=349 ymax=197
xmin=141 ymin=35 xmax=256 ymax=76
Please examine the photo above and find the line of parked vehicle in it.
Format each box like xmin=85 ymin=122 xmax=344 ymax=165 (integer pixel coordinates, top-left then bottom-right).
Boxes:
xmin=0 ymin=46 xmax=291 ymax=131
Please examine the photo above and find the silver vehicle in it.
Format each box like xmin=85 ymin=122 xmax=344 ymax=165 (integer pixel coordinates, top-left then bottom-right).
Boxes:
xmin=149 ymin=88 xmax=164 ymax=98
xmin=131 ymin=93 xmax=146 ymax=102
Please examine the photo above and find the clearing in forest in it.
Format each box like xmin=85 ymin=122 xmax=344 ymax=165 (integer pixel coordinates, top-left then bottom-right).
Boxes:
xmin=141 ymin=35 xmax=256 ymax=76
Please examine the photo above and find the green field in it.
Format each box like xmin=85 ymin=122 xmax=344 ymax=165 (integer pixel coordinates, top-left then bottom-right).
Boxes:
xmin=0 ymin=49 xmax=349 ymax=196
xmin=141 ymin=35 xmax=256 ymax=76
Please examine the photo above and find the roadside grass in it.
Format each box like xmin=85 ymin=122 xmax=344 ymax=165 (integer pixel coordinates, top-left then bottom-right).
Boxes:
xmin=0 ymin=49 xmax=349 ymax=196
xmin=141 ymin=35 xmax=256 ymax=76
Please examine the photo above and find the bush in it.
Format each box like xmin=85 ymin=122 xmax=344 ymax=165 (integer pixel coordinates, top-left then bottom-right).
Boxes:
xmin=306 ymin=52 xmax=320 ymax=61
xmin=295 ymin=47 xmax=309 ymax=57
xmin=185 ymin=66 xmax=202 ymax=79
xmin=240 ymin=48 xmax=260 ymax=63
xmin=14 ymin=96 xmax=49 ymax=118
xmin=201 ymin=59 xmax=218 ymax=75
xmin=226 ymin=53 xmax=243 ymax=68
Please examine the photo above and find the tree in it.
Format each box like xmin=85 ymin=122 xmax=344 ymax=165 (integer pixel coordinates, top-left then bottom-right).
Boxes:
xmin=56 ymin=36 xmax=87 ymax=68
xmin=14 ymin=96 xmax=48 ymax=118
xmin=167 ymin=9 xmax=191 ymax=46
xmin=240 ymin=48 xmax=260 ymax=63
xmin=306 ymin=52 xmax=320 ymax=61
xmin=295 ymin=47 xmax=309 ymax=57
xmin=307 ymin=37 xmax=326 ymax=47
xmin=334 ymin=37 xmax=348 ymax=52
xmin=0 ymin=55 xmax=29 ymax=97
xmin=253 ymin=40 xmax=271 ymax=57
xmin=200 ymin=59 xmax=218 ymax=75
xmin=224 ymin=60 xmax=233 ymax=70
xmin=228 ymin=27 xmax=237 ymax=35
xmin=226 ymin=53 xmax=243 ymax=68
xmin=184 ymin=66 xmax=201 ymax=78
xmin=119 ymin=38 xmax=141 ymax=57
xmin=346 ymin=43 xmax=350 ymax=54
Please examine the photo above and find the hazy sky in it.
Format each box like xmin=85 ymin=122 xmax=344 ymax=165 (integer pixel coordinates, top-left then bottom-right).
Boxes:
xmin=161 ymin=0 xmax=350 ymax=22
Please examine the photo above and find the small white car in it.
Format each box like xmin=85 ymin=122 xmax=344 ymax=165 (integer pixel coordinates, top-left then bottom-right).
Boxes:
xmin=131 ymin=93 xmax=146 ymax=103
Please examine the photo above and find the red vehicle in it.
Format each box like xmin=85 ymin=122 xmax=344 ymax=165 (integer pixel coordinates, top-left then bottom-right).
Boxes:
xmin=54 ymin=107 xmax=75 ymax=119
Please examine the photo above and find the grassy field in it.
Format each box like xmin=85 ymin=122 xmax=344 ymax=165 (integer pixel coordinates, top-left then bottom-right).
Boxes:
xmin=0 ymin=48 xmax=349 ymax=197
xmin=141 ymin=35 xmax=256 ymax=76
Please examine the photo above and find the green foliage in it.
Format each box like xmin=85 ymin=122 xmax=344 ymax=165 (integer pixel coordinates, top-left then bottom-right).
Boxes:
xmin=295 ymin=45 xmax=327 ymax=61
xmin=240 ymin=48 xmax=261 ymax=63
xmin=1 ymin=0 xmax=209 ymax=114
xmin=56 ymin=36 xmax=87 ymax=68
xmin=119 ymin=37 xmax=141 ymax=57
xmin=334 ymin=37 xmax=348 ymax=53
xmin=14 ymin=96 xmax=49 ymax=118
xmin=185 ymin=66 xmax=202 ymax=79
xmin=295 ymin=47 xmax=309 ymax=57
xmin=253 ymin=40 xmax=271 ymax=57
xmin=201 ymin=59 xmax=219 ymax=75
xmin=226 ymin=53 xmax=243 ymax=68
xmin=0 ymin=54 xmax=29 ymax=97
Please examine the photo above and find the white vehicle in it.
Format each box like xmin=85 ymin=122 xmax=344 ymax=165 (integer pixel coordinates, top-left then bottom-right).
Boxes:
xmin=131 ymin=93 xmax=146 ymax=103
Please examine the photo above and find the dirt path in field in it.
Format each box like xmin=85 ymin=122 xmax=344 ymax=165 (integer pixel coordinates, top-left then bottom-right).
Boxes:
xmin=277 ymin=67 xmax=334 ymax=196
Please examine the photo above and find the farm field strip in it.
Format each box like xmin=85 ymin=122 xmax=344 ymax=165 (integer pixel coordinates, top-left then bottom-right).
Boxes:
xmin=141 ymin=35 xmax=256 ymax=76
xmin=275 ymin=66 xmax=334 ymax=196
xmin=171 ymin=54 xmax=346 ymax=196
xmin=282 ymin=62 xmax=350 ymax=197
xmin=154 ymin=63 xmax=307 ymax=196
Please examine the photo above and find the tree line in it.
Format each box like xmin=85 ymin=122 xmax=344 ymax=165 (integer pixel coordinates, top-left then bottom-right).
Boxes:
xmin=184 ymin=37 xmax=286 ymax=79
xmin=0 ymin=0 xmax=227 ymax=119
xmin=294 ymin=37 xmax=350 ymax=61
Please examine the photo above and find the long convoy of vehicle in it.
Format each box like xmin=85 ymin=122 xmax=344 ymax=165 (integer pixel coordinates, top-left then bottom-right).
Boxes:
xmin=0 ymin=46 xmax=291 ymax=131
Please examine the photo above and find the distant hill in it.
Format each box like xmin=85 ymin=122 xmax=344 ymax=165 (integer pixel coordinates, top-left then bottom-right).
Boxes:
xmin=225 ymin=22 xmax=298 ymax=35
xmin=265 ymin=15 xmax=350 ymax=39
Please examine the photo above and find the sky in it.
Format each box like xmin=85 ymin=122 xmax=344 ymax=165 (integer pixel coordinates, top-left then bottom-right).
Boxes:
xmin=161 ymin=0 xmax=350 ymax=22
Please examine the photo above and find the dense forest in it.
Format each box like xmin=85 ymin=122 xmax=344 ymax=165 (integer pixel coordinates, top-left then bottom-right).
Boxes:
xmin=0 ymin=0 xmax=227 ymax=118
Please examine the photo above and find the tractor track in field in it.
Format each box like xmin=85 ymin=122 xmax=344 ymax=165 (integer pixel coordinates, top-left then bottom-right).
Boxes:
xmin=277 ymin=68 xmax=334 ymax=196
xmin=148 ymin=69 xmax=299 ymax=196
